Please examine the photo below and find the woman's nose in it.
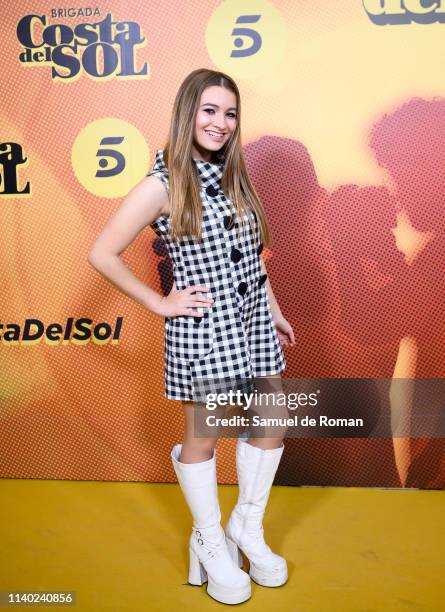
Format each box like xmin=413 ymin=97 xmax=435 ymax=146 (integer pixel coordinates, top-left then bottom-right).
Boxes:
xmin=212 ymin=114 xmax=227 ymax=129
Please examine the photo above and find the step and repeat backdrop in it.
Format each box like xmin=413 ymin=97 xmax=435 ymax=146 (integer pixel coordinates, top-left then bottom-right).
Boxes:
xmin=1 ymin=1 xmax=444 ymax=488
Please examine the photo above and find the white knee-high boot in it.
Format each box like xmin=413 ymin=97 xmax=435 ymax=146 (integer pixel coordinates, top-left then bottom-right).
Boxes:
xmin=170 ymin=444 xmax=251 ymax=605
xmin=224 ymin=438 xmax=288 ymax=587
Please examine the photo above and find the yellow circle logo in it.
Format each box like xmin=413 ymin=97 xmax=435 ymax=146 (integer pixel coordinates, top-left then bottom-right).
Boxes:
xmin=72 ymin=118 xmax=149 ymax=198
xmin=206 ymin=0 xmax=287 ymax=79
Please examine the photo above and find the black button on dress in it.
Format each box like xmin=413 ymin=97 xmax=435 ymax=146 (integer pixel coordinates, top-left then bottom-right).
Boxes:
xmin=237 ymin=281 xmax=248 ymax=296
xmin=258 ymin=273 xmax=268 ymax=287
xmin=230 ymin=247 xmax=243 ymax=263
xmin=206 ymin=184 xmax=219 ymax=198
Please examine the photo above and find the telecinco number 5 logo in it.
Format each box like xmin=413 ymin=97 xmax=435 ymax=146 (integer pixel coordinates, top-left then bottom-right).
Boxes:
xmin=71 ymin=118 xmax=149 ymax=197
xmin=206 ymin=0 xmax=287 ymax=79
xmin=230 ymin=15 xmax=262 ymax=58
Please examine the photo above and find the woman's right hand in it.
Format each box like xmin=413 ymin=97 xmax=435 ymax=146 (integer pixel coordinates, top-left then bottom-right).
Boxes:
xmin=153 ymin=284 xmax=214 ymax=318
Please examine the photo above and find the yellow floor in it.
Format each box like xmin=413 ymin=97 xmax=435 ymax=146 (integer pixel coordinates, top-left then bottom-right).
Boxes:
xmin=0 ymin=480 xmax=444 ymax=611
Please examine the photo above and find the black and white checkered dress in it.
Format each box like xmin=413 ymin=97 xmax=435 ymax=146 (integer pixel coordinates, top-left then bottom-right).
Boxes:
xmin=147 ymin=148 xmax=286 ymax=401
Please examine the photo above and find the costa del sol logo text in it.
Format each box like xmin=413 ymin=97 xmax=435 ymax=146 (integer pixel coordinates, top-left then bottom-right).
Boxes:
xmin=0 ymin=317 xmax=124 ymax=346
xmin=0 ymin=142 xmax=31 ymax=198
xmin=363 ymin=0 xmax=445 ymax=25
xmin=16 ymin=11 xmax=149 ymax=81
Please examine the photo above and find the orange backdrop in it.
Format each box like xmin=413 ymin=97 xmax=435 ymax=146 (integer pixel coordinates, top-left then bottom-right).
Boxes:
xmin=1 ymin=0 xmax=444 ymax=488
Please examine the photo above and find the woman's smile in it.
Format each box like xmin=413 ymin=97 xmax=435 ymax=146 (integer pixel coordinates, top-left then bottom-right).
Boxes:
xmin=204 ymin=129 xmax=226 ymax=141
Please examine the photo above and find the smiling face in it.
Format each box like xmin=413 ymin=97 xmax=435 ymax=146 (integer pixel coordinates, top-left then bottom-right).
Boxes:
xmin=192 ymin=85 xmax=238 ymax=162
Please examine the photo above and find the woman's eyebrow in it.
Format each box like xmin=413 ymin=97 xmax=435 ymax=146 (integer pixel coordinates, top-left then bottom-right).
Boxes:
xmin=201 ymin=103 xmax=237 ymax=112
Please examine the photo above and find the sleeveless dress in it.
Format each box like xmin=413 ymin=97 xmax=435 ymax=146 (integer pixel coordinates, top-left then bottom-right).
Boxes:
xmin=147 ymin=148 xmax=286 ymax=401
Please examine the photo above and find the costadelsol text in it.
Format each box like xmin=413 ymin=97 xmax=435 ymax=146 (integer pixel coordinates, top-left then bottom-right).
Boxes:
xmin=0 ymin=317 xmax=123 ymax=345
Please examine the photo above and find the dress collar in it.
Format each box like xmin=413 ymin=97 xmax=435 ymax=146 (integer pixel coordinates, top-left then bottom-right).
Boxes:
xmin=152 ymin=149 xmax=224 ymax=192
xmin=192 ymin=157 xmax=224 ymax=192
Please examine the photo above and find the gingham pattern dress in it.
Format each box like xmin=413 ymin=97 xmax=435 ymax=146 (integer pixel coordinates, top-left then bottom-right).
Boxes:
xmin=147 ymin=148 xmax=286 ymax=401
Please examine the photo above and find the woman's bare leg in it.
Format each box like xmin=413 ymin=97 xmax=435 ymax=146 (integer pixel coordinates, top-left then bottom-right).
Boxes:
xmin=180 ymin=400 xmax=219 ymax=463
xmin=248 ymin=373 xmax=288 ymax=449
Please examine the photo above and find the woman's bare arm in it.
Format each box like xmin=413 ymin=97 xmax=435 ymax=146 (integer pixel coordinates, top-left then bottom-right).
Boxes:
xmin=87 ymin=175 xmax=170 ymax=316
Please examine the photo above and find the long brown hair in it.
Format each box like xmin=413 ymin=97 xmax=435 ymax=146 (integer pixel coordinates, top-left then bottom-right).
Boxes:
xmin=162 ymin=68 xmax=272 ymax=247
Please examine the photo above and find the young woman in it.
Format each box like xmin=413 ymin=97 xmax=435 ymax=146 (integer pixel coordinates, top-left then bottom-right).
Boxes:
xmin=88 ymin=68 xmax=295 ymax=605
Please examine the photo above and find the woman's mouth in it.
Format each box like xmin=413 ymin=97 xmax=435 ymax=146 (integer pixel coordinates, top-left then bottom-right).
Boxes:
xmin=204 ymin=130 xmax=225 ymax=141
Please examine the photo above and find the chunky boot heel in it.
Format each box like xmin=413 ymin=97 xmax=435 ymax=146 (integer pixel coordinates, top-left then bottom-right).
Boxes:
xmin=226 ymin=536 xmax=243 ymax=568
xmin=171 ymin=444 xmax=251 ymax=604
xmin=188 ymin=546 xmax=208 ymax=585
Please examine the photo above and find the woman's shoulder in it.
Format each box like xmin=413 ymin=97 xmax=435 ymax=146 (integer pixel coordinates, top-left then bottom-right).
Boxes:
xmin=147 ymin=149 xmax=169 ymax=193
xmin=144 ymin=178 xmax=170 ymax=220
xmin=147 ymin=148 xmax=168 ymax=178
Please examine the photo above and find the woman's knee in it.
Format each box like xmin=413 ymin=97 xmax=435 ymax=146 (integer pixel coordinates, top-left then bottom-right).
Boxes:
xmin=180 ymin=436 xmax=218 ymax=462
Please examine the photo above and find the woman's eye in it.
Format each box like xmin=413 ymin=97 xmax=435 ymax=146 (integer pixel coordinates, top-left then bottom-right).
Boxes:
xmin=204 ymin=108 xmax=237 ymax=119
